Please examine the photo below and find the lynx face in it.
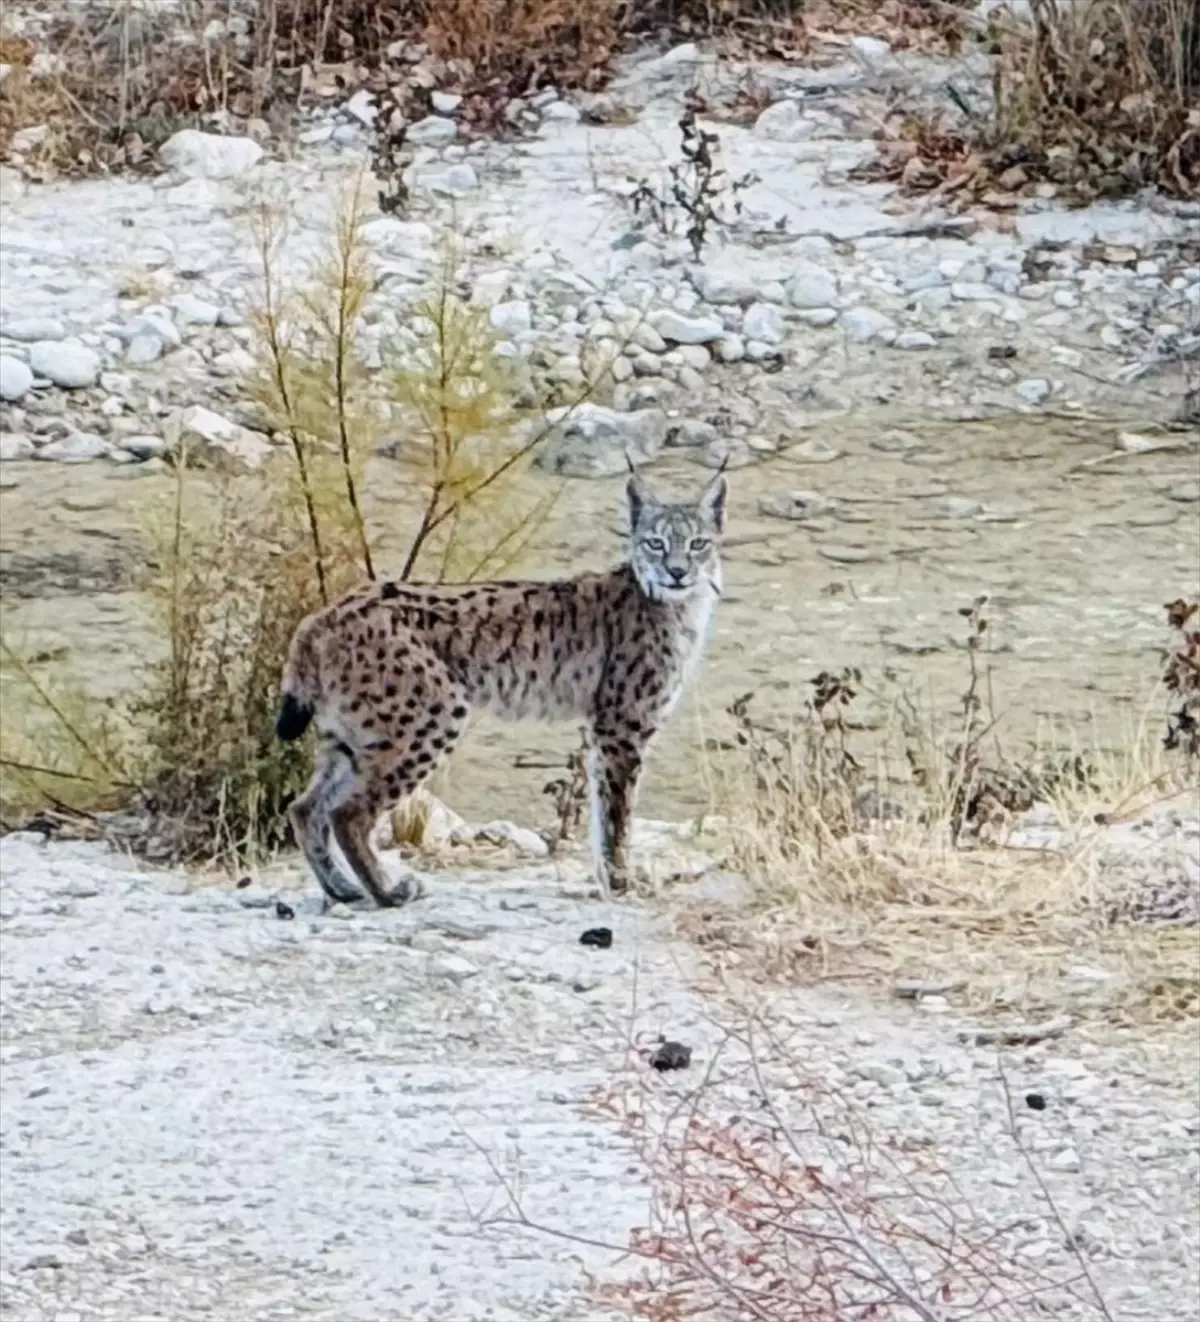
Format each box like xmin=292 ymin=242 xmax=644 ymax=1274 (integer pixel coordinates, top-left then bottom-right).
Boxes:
xmin=626 ymin=473 xmax=727 ymax=604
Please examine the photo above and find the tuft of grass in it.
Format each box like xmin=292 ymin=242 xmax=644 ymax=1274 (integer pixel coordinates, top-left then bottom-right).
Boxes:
xmin=695 ymin=598 xmax=1199 ymax=1026
xmin=860 ymin=0 xmax=1199 ymax=205
xmin=1 ymin=1 xmax=978 ymax=179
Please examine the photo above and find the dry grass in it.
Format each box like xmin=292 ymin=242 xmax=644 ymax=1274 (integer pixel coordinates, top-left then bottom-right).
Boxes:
xmin=861 ymin=0 xmax=1199 ymax=205
xmin=479 ymin=1011 xmax=1121 ymax=1322
xmin=0 ymin=181 xmax=566 ymax=863
xmin=0 ymin=0 xmax=978 ymax=176
xmin=690 ymin=598 xmax=1200 ymax=1027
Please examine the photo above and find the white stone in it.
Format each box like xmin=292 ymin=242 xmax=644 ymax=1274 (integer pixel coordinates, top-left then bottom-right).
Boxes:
xmin=753 ymin=100 xmax=813 ymax=142
xmin=406 ymin=115 xmax=458 ymax=146
xmin=787 ymin=265 xmax=839 ymax=309
xmin=489 ymin=301 xmax=532 ymax=336
xmin=540 ymin=100 xmax=581 ymax=123
xmin=651 ymin=310 xmax=725 ymax=344
xmin=0 ymin=433 xmax=34 ymax=460
xmin=851 ymin=35 xmax=893 ymax=63
xmin=1017 ymin=377 xmax=1051 ymax=405
xmin=431 ymin=92 xmax=462 ymax=114
xmin=534 ymin=403 xmax=668 ymax=478
xmin=425 ymin=163 xmax=479 ymax=195
xmin=1 ymin=316 xmax=65 ymax=341
xmin=360 ymin=218 xmax=434 ymax=252
xmin=36 ymin=431 xmax=109 ymax=463
xmin=0 ymin=355 xmax=33 ymax=401
xmin=631 ymin=323 xmax=668 ymax=353
xmin=126 ymin=332 xmax=166 ymax=365
xmin=159 ymin=130 xmax=264 ymax=179
xmin=471 ymin=821 xmax=550 ymax=858
xmin=896 ymin=330 xmax=936 ymax=350
xmin=841 ymin=307 xmax=898 ymax=344
xmin=691 ymin=264 xmax=759 ymax=305
xmin=171 ymin=294 xmax=221 ymax=327
xmin=714 ymin=334 xmax=745 ymax=363
xmin=27 ymin=341 xmax=101 ymax=388
xmin=794 ymin=307 xmax=839 ymax=327
xmin=344 ymin=90 xmax=377 ymax=127
xmin=743 ymin=302 xmax=786 ymax=345
xmin=174 ymin=405 xmax=272 ymax=470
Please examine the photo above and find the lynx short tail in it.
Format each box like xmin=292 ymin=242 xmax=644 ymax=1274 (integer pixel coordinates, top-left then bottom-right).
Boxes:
xmin=276 ymin=619 xmax=321 ymax=742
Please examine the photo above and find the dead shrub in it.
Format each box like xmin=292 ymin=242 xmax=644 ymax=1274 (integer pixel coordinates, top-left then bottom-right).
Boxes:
xmin=701 ymin=595 xmax=1199 ymax=1023
xmin=481 ymin=1015 xmax=1117 ymax=1322
xmin=861 ymin=0 xmax=1200 ymax=205
xmin=0 ymin=185 xmax=562 ymax=864
xmin=1 ymin=0 xmax=979 ymax=177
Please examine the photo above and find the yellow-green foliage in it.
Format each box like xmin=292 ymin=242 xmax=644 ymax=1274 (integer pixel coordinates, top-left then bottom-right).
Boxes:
xmin=2 ymin=179 xmax=563 ymax=863
xmin=387 ymin=243 xmax=560 ymax=582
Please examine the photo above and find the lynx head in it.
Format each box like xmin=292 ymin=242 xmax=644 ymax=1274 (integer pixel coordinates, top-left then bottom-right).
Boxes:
xmin=625 ymin=467 xmax=727 ymax=604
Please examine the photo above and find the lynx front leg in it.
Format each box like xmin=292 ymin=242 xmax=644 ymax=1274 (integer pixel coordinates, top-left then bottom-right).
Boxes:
xmin=588 ymin=727 xmax=648 ymax=897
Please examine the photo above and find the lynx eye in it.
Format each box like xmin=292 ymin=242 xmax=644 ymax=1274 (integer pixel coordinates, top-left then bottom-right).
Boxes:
xmin=643 ymin=537 xmax=667 ymax=553
xmin=689 ymin=537 xmax=710 ymax=552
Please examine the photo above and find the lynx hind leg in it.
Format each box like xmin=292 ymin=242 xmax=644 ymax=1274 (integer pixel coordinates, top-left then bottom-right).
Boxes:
xmin=324 ymin=664 xmax=471 ymax=908
xmin=289 ymin=739 xmax=365 ymax=905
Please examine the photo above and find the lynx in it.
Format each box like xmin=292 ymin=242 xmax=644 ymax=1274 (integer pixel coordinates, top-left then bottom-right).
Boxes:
xmin=275 ymin=470 xmax=728 ymax=907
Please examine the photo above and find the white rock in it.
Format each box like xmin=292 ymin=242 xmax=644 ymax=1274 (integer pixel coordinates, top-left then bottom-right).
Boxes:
xmin=540 ymin=100 xmax=581 ymax=123
xmin=171 ymin=294 xmax=221 ymax=327
xmin=794 ymin=307 xmax=839 ymax=327
xmin=158 ymin=130 xmax=264 ymax=179
xmin=344 ymin=90 xmax=377 ymax=127
xmin=691 ymin=264 xmax=760 ymax=305
xmin=406 ymin=115 xmax=458 ymax=146
xmin=0 ymin=433 xmax=34 ymax=461
xmin=714 ymin=334 xmax=745 ymax=363
xmin=651 ymin=310 xmax=725 ymax=344
xmin=1 ymin=316 xmax=65 ymax=341
xmin=666 ymin=419 xmax=719 ymax=447
xmin=174 ymin=405 xmax=272 ymax=470
xmin=534 ymin=403 xmax=668 ymax=478
xmin=676 ymin=344 xmax=710 ymax=370
xmin=0 ymin=355 xmax=33 ymax=401
xmin=841 ymin=307 xmax=898 ymax=344
xmin=743 ymin=302 xmax=786 ymax=345
xmin=431 ymin=91 xmax=462 ymax=114
xmin=1017 ymin=377 xmax=1051 ymax=405
xmin=753 ymin=100 xmax=813 ymax=142
xmin=27 ymin=341 xmax=101 ymax=388
xmin=787 ymin=265 xmax=839 ymax=309
xmin=471 ymin=821 xmax=550 ymax=858
xmin=36 ymin=431 xmax=109 ymax=463
xmin=126 ymin=332 xmax=166 ymax=365
xmin=425 ymin=163 xmax=479 ymax=195
xmin=896 ymin=330 xmax=936 ymax=350
xmin=745 ymin=339 xmax=780 ymax=362
xmin=360 ymin=217 xmax=434 ymax=252
xmin=631 ymin=323 xmax=668 ymax=353
xmin=489 ymin=301 xmax=532 ymax=336
xmin=851 ymin=35 xmax=893 ymax=63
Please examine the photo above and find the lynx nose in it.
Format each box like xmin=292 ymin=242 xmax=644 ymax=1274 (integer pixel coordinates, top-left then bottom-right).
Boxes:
xmin=666 ymin=565 xmax=687 ymax=585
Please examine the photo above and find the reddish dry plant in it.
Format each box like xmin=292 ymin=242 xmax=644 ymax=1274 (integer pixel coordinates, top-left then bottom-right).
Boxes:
xmin=0 ymin=0 xmax=979 ymax=176
xmin=582 ymin=1032 xmax=1110 ymax=1322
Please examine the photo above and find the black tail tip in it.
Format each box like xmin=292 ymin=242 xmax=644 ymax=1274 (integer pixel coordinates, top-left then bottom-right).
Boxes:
xmin=275 ymin=692 xmax=314 ymax=742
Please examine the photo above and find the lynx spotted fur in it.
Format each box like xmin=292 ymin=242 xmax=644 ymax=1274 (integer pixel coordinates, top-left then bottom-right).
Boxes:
xmin=276 ymin=472 xmax=727 ymax=906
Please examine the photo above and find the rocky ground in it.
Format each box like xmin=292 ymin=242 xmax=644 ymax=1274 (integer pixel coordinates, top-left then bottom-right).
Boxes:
xmin=0 ymin=40 xmax=1196 ymax=482
xmin=0 ymin=819 xmax=1197 ymax=1321
xmin=1 ymin=22 xmax=1198 ymax=1322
